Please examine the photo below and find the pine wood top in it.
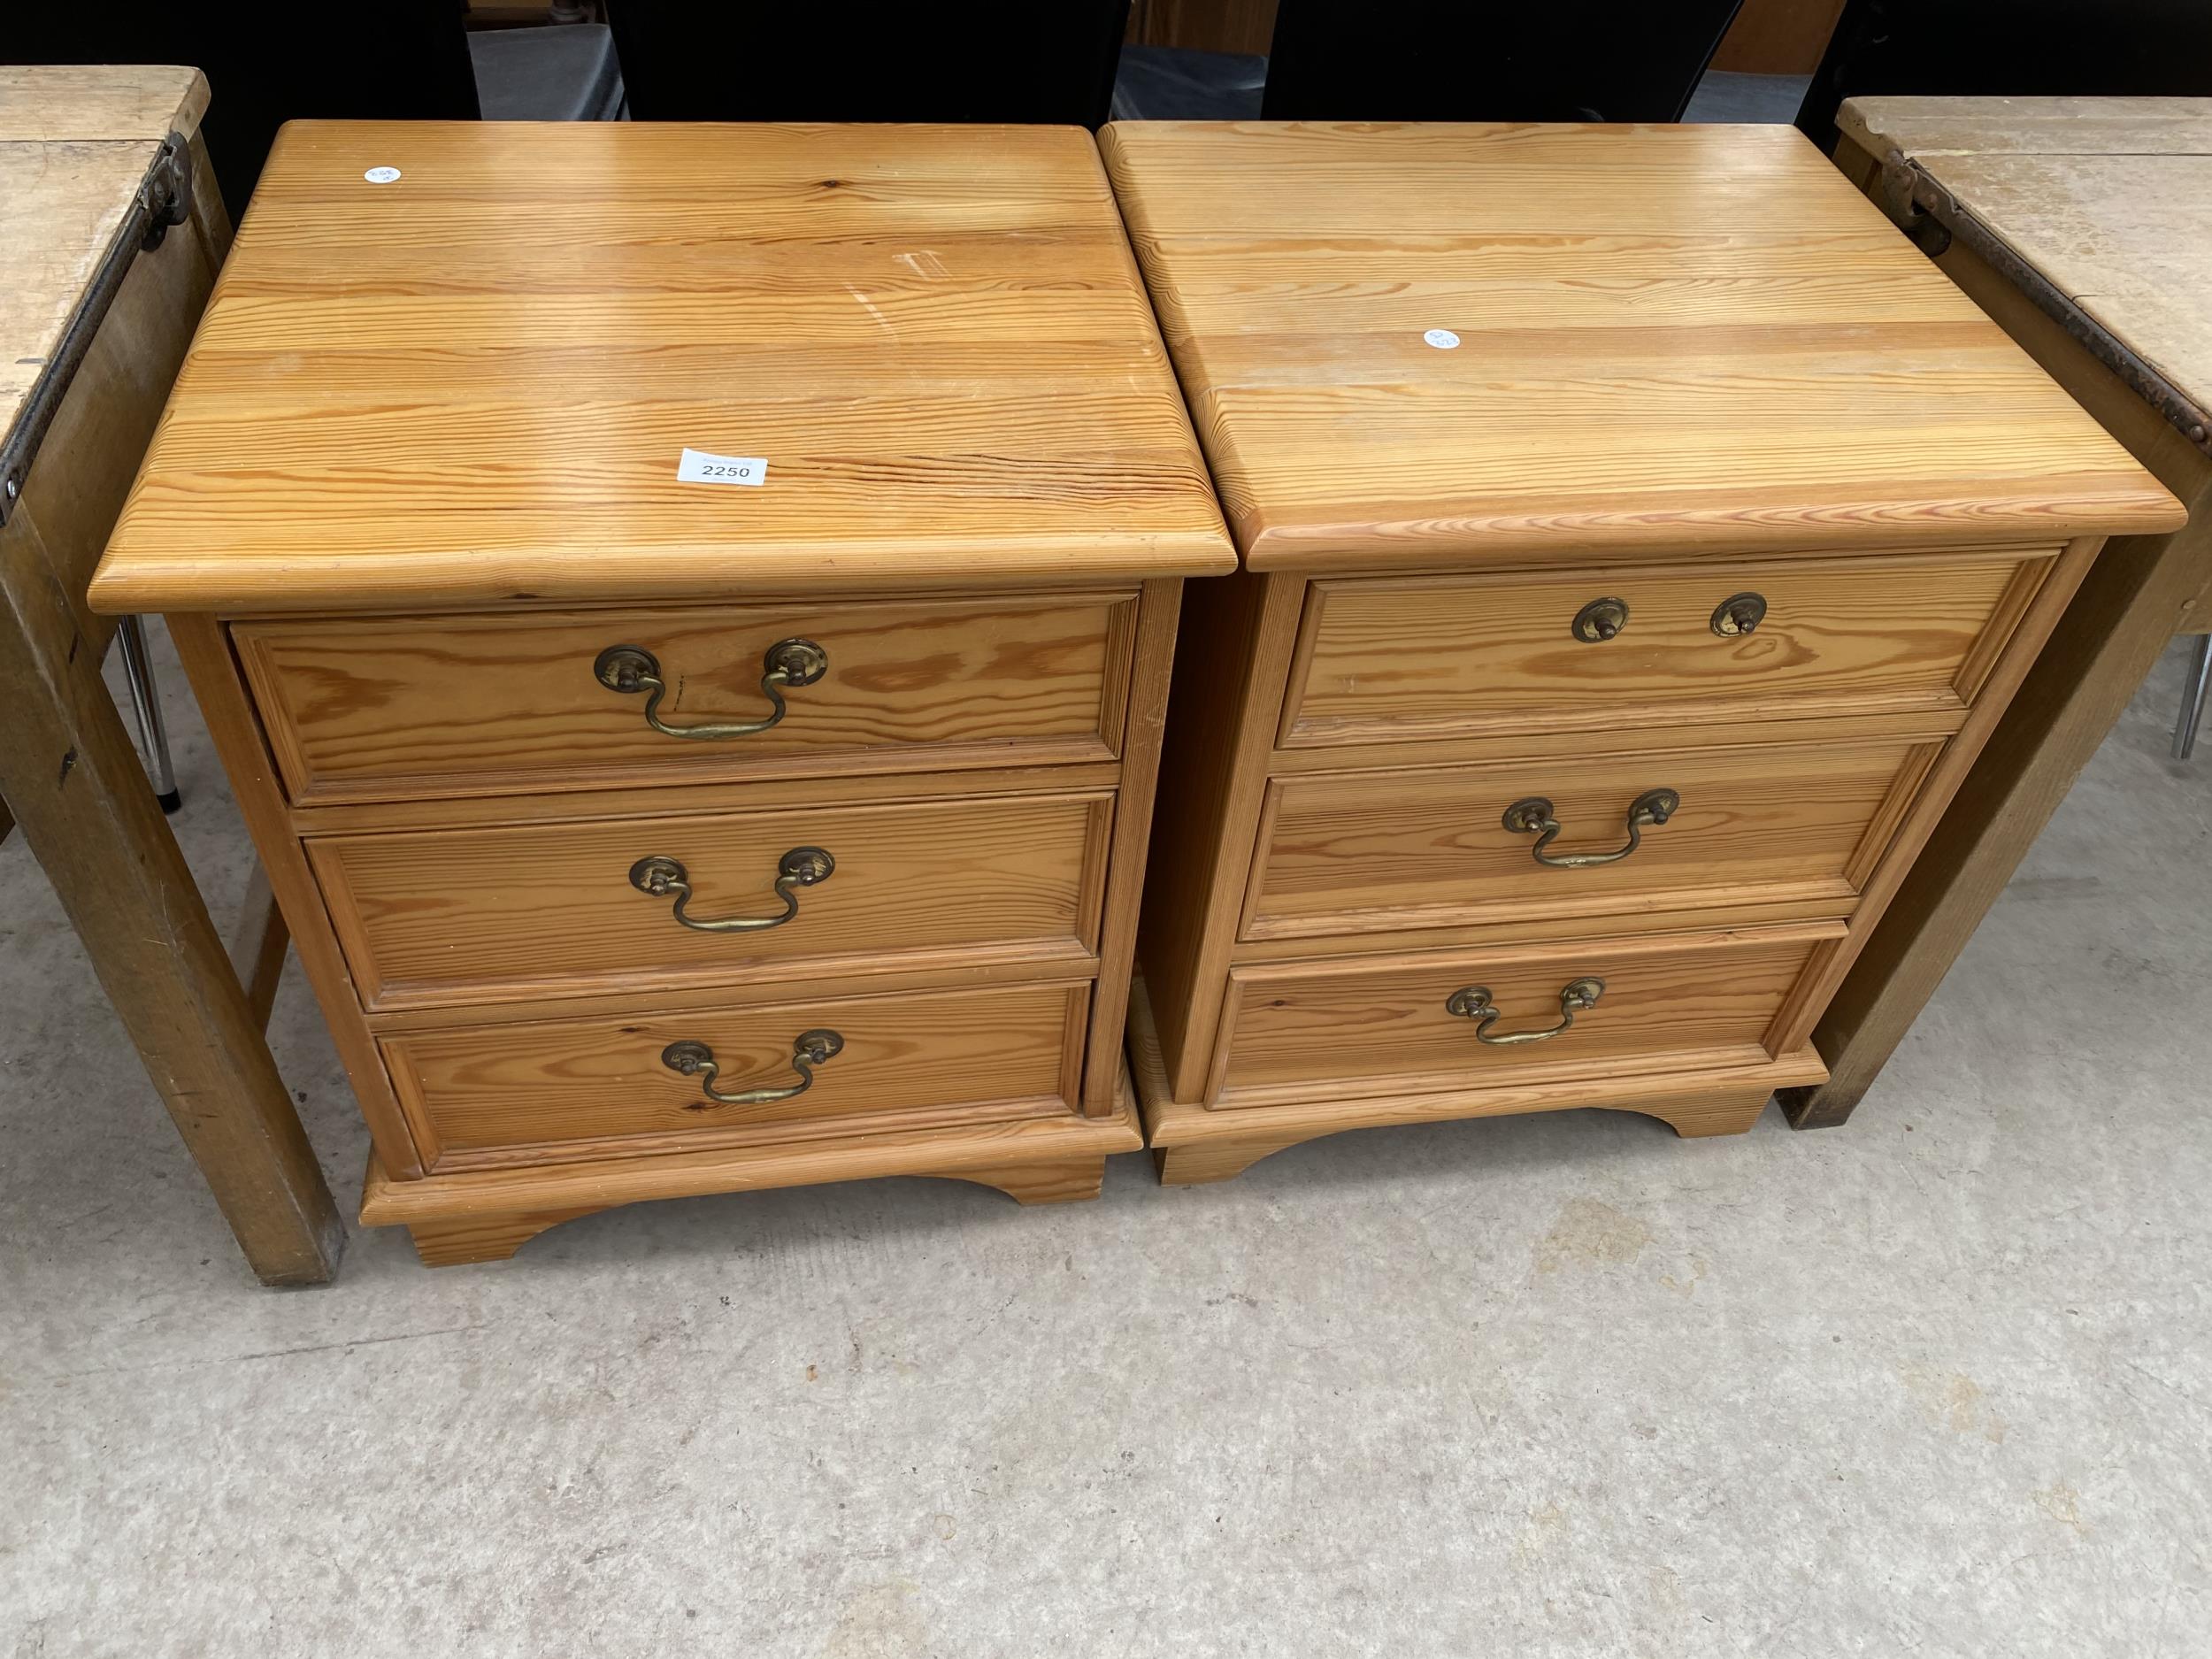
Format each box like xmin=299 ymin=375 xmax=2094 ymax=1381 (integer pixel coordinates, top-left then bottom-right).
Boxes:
xmin=1840 ymin=96 xmax=2212 ymax=417
xmin=1 ymin=65 xmax=208 ymax=454
xmin=91 ymin=122 xmax=1233 ymax=614
xmin=1101 ymin=121 xmax=2183 ymax=572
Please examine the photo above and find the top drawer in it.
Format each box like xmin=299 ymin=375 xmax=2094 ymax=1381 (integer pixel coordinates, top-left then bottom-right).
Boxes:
xmin=235 ymin=592 xmax=1137 ymax=803
xmin=1279 ymin=549 xmax=2055 ymax=750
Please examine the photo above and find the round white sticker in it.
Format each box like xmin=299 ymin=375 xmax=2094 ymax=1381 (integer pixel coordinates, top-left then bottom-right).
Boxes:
xmin=1424 ymin=328 xmax=1461 ymax=349
xmin=364 ymin=166 xmax=402 ymax=184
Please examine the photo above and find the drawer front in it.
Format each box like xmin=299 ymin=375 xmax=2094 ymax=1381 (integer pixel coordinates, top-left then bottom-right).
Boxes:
xmin=1246 ymin=737 xmax=1938 ymax=941
xmin=1215 ymin=926 xmax=1835 ymax=1106
xmin=313 ymin=791 xmax=1110 ymax=1010
xmin=385 ymin=979 xmax=1089 ymax=1167
xmin=1280 ymin=551 xmax=2052 ymax=749
xmin=237 ymin=592 xmax=1137 ymax=803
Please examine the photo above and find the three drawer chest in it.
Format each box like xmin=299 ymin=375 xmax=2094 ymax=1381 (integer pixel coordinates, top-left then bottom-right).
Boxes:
xmin=1102 ymin=121 xmax=2182 ymax=1183
xmin=91 ymin=122 xmax=1233 ymax=1263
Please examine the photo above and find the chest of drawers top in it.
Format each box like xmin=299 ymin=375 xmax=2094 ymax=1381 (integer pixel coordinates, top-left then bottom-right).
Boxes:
xmin=89 ymin=121 xmax=1233 ymax=616
xmin=1100 ymin=120 xmax=2181 ymax=571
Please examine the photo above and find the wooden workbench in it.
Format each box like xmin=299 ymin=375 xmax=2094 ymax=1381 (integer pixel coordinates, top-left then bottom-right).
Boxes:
xmin=0 ymin=65 xmax=343 ymax=1283
xmin=1790 ymin=96 xmax=2212 ymax=1125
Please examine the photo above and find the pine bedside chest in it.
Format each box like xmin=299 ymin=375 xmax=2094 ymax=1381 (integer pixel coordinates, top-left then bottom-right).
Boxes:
xmin=1101 ymin=121 xmax=2183 ymax=1185
xmin=89 ymin=121 xmax=1233 ymax=1263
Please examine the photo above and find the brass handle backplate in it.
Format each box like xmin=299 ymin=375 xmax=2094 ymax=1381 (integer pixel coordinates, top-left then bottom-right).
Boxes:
xmin=1445 ymin=978 xmax=1605 ymax=1046
xmin=1710 ymin=592 xmax=1767 ymax=637
xmin=1571 ymin=596 xmax=1630 ymax=643
xmin=594 ymin=638 xmax=828 ymax=740
xmin=1502 ymin=788 xmax=1679 ymax=868
xmin=661 ymin=1029 xmax=843 ymax=1109
xmin=629 ymin=847 xmax=833 ymax=933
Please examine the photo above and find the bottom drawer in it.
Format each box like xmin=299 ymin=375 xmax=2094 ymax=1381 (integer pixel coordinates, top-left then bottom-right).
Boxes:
xmin=385 ymin=979 xmax=1089 ymax=1169
xmin=1213 ymin=923 xmax=1839 ymax=1108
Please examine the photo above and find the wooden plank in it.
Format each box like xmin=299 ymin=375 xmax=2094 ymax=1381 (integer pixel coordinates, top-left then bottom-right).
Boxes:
xmin=1839 ymin=96 xmax=2212 ymax=417
xmin=1 ymin=484 xmax=342 ymax=1286
xmin=1710 ymin=0 xmax=1847 ymax=76
xmin=7 ymin=155 xmax=219 ymax=644
xmin=227 ymin=864 xmax=291 ymax=1033
xmin=1842 ymin=95 xmax=2212 ymax=157
xmin=1102 ymin=120 xmax=2180 ymax=572
xmin=1080 ymin=576 xmax=1180 ymax=1113
xmin=167 ymin=611 xmax=427 ymax=1180
xmin=1128 ymin=0 xmax=1280 ymax=55
xmin=0 ymin=64 xmax=208 ymax=142
xmin=0 ymin=142 xmax=155 ymax=439
xmin=1133 ymin=569 xmax=1308 ymax=1101
xmin=89 ymin=122 xmax=1234 ymax=614
xmin=0 ymin=66 xmax=206 ymax=469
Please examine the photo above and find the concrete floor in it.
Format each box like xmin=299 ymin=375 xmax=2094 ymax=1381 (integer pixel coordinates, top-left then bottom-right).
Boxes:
xmin=4 ymin=623 xmax=2209 ymax=1657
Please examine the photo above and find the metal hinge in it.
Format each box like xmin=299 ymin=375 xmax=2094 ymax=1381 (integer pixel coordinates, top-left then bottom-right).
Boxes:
xmin=0 ymin=131 xmax=196 ymax=526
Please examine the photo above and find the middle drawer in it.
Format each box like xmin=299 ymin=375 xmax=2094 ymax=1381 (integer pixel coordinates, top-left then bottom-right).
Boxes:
xmin=1244 ymin=734 xmax=1939 ymax=943
xmin=311 ymin=789 xmax=1110 ymax=1010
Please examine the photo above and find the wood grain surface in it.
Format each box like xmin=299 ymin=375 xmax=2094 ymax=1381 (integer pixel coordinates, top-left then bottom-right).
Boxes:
xmin=1839 ymin=97 xmax=2212 ymax=414
xmin=1244 ymin=735 xmax=1939 ymax=941
xmin=312 ymin=789 xmax=1108 ymax=1009
xmin=358 ymin=1067 xmax=1143 ymax=1245
xmin=0 ymin=232 xmax=342 ymax=1282
xmin=1 ymin=66 xmax=207 ymax=452
xmin=234 ymin=592 xmax=1135 ymax=803
xmin=171 ymin=612 xmax=427 ymax=1176
xmin=1102 ymin=120 xmax=2181 ymax=571
xmin=1131 ymin=971 xmax=1828 ymax=1180
xmin=1216 ymin=923 xmax=1839 ymax=1104
xmin=0 ymin=64 xmax=209 ymax=142
xmin=384 ymin=979 xmax=1087 ymax=1167
xmin=1078 ymin=578 xmax=1181 ymax=1111
xmin=88 ymin=121 xmax=1234 ymax=614
xmin=1133 ymin=567 xmax=1309 ymax=1101
xmin=1279 ymin=550 xmax=2049 ymax=747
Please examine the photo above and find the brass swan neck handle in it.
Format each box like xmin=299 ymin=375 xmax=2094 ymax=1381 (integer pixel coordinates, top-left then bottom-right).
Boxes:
xmin=629 ymin=847 xmax=834 ymax=933
xmin=661 ymin=1030 xmax=844 ymax=1108
xmin=594 ymin=638 xmax=827 ymax=740
xmin=1445 ymin=978 xmax=1605 ymax=1046
xmin=1502 ymin=789 xmax=1679 ymax=868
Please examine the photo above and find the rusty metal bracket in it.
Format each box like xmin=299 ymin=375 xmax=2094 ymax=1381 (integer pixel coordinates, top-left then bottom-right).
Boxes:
xmin=1875 ymin=148 xmax=2212 ymax=460
xmin=1876 ymin=153 xmax=1952 ymax=258
xmin=0 ymin=131 xmax=195 ymax=527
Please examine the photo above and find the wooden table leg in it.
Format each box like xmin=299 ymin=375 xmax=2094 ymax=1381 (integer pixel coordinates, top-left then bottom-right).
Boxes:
xmin=1786 ymin=510 xmax=2210 ymax=1127
xmin=1787 ymin=149 xmax=2212 ymax=1129
xmin=1 ymin=513 xmax=344 ymax=1284
xmin=1781 ymin=229 xmax=2212 ymax=1126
